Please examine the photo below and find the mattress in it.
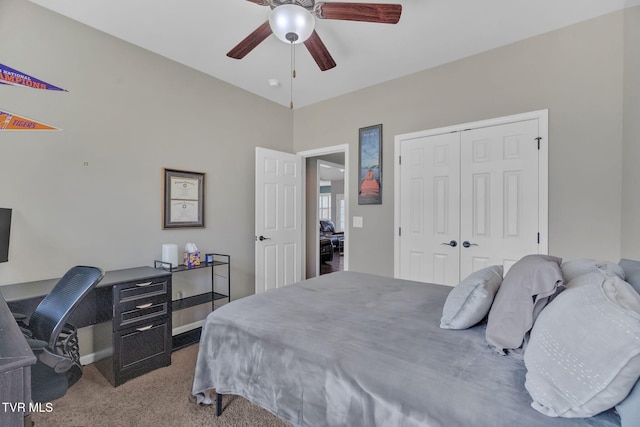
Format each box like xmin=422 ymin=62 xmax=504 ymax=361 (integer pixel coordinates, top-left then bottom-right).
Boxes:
xmin=192 ymin=271 xmax=619 ymax=427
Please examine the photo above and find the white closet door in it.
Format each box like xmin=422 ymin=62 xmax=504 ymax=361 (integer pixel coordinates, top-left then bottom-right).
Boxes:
xmin=396 ymin=115 xmax=545 ymax=286
xmin=399 ymin=132 xmax=461 ymax=285
xmin=459 ymin=119 xmax=540 ymax=278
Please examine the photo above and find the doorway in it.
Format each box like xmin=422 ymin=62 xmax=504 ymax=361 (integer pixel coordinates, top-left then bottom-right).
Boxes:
xmin=298 ymin=145 xmax=349 ymax=279
xmin=317 ymin=159 xmax=345 ymax=275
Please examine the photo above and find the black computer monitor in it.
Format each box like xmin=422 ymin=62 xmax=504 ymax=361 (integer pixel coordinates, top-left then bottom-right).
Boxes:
xmin=0 ymin=208 xmax=12 ymax=263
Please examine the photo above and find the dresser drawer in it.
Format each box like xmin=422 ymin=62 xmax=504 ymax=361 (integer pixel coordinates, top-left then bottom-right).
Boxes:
xmin=99 ymin=320 xmax=172 ymax=387
xmin=114 ymin=295 xmax=169 ymax=330
xmin=118 ymin=321 xmax=170 ymax=369
xmin=116 ymin=279 xmax=169 ymax=304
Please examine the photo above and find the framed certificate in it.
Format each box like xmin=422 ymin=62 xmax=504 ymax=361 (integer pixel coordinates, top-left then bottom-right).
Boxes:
xmin=163 ymin=168 xmax=205 ymax=229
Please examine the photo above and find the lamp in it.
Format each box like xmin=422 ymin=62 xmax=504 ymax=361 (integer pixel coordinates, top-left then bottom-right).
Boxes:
xmin=269 ymin=4 xmax=315 ymax=109
xmin=269 ymin=4 xmax=316 ymax=44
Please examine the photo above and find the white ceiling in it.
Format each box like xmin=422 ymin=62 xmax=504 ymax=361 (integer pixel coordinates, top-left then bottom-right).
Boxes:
xmin=29 ymin=0 xmax=640 ymax=109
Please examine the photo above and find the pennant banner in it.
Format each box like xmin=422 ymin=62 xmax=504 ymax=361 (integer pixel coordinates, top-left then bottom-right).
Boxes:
xmin=0 ymin=63 xmax=67 ymax=91
xmin=0 ymin=111 xmax=60 ymax=131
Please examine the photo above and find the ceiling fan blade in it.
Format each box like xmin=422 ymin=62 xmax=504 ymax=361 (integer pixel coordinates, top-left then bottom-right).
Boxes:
xmin=246 ymin=0 xmax=269 ymax=4
xmin=227 ymin=20 xmax=272 ymax=59
xmin=304 ymin=30 xmax=337 ymax=71
xmin=315 ymin=2 xmax=402 ymax=24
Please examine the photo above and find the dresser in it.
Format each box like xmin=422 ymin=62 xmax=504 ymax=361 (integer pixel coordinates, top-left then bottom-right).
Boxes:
xmin=93 ymin=267 xmax=172 ymax=387
xmin=0 ymin=292 xmax=36 ymax=427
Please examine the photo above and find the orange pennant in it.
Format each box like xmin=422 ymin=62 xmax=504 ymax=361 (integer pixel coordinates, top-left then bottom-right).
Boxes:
xmin=0 ymin=110 xmax=60 ymax=131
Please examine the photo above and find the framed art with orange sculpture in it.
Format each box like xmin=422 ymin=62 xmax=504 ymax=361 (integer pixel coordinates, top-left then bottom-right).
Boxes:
xmin=358 ymin=124 xmax=382 ymax=205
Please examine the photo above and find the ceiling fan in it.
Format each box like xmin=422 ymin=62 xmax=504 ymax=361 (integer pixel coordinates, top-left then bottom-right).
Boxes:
xmin=227 ymin=0 xmax=403 ymax=71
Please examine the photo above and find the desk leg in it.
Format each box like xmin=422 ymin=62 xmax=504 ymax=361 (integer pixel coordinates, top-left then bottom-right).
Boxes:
xmin=216 ymin=393 xmax=223 ymax=416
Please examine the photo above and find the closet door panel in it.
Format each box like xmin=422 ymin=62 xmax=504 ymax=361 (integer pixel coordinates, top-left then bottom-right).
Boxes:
xmin=399 ymin=133 xmax=460 ymax=285
xmin=459 ymin=119 xmax=540 ymax=278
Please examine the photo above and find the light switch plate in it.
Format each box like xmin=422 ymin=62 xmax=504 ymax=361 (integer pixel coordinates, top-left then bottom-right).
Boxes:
xmin=353 ymin=216 xmax=363 ymax=228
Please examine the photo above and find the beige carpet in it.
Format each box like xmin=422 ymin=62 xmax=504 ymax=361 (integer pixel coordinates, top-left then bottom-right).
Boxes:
xmin=32 ymin=344 xmax=291 ymax=427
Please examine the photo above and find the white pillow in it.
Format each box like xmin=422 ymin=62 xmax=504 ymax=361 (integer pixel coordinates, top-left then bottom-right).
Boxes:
xmin=619 ymin=258 xmax=640 ymax=294
xmin=440 ymin=265 xmax=503 ymax=330
xmin=524 ymin=270 xmax=640 ymax=418
xmin=560 ymin=258 xmax=625 ymax=284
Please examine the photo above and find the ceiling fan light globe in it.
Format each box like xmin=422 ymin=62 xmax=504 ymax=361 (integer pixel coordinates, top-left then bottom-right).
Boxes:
xmin=269 ymin=4 xmax=315 ymax=44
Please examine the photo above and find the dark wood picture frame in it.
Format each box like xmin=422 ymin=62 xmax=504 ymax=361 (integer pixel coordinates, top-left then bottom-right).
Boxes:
xmin=163 ymin=168 xmax=205 ymax=229
xmin=358 ymin=124 xmax=383 ymax=205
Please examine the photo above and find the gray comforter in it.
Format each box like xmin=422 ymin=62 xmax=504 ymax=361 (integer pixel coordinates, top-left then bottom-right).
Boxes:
xmin=192 ymin=271 xmax=619 ymax=427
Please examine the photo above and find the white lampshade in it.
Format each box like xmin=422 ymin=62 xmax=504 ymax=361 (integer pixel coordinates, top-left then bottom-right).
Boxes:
xmin=269 ymin=4 xmax=315 ymax=44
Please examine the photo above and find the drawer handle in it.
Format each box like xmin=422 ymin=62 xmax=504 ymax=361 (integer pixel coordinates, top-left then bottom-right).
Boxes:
xmin=135 ymin=324 xmax=154 ymax=332
xmin=135 ymin=281 xmax=153 ymax=287
xmin=136 ymin=303 xmax=153 ymax=309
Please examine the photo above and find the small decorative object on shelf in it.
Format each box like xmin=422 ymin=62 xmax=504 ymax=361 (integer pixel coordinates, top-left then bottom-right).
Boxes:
xmin=184 ymin=251 xmax=201 ymax=267
xmin=183 ymin=242 xmax=200 ymax=268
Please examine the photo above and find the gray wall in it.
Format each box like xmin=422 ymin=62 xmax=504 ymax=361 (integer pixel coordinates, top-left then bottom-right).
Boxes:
xmin=293 ymin=9 xmax=631 ymax=277
xmin=622 ymin=6 xmax=640 ymax=258
xmin=2 ymin=1 xmax=638 ymax=295
xmin=0 ymin=0 xmax=293 ymax=303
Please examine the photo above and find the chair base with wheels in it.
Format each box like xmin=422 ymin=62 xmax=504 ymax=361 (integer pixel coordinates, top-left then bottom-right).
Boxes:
xmin=12 ymin=265 xmax=105 ymax=403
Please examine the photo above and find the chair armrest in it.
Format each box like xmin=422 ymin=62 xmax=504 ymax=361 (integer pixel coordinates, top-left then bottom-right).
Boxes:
xmin=25 ymin=338 xmax=48 ymax=349
xmin=12 ymin=312 xmax=30 ymax=330
xmin=27 ymin=340 xmax=73 ymax=373
xmin=12 ymin=312 xmax=26 ymax=322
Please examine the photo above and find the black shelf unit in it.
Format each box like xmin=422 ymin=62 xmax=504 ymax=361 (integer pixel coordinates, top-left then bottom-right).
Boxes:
xmin=154 ymin=253 xmax=230 ymax=350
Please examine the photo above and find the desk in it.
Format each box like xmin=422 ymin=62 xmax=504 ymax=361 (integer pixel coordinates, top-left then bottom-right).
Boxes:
xmin=1 ymin=267 xmax=172 ymax=387
xmin=0 ymin=291 xmax=36 ymax=427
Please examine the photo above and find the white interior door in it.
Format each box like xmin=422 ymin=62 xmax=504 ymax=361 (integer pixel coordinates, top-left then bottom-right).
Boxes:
xmin=255 ymin=147 xmax=303 ymax=294
xmin=459 ymin=119 xmax=541 ymax=277
xmin=399 ymin=132 xmax=461 ymax=284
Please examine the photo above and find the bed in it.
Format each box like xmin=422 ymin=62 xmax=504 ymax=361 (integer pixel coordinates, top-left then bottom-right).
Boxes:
xmin=191 ymin=265 xmax=638 ymax=426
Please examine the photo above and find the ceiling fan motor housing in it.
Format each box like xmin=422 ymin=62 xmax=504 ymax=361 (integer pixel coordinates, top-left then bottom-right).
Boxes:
xmin=269 ymin=4 xmax=316 ymax=44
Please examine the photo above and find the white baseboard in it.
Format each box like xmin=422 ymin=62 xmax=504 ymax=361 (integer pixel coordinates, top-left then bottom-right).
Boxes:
xmin=80 ymin=347 xmax=112 ymax=366
xmin=172 ymin=319 xmax=205 ymax=336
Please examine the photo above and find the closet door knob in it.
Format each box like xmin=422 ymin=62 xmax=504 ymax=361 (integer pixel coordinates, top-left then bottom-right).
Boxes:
xmin=441 ymin=240 xmax=457 ymax=247
xmin=462 ymin=241 xmax=478 ymax=248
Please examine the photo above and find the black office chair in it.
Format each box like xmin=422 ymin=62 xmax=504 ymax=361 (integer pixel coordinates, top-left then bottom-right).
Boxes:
xmin=14 ymin=265 xmax=105 ymax=403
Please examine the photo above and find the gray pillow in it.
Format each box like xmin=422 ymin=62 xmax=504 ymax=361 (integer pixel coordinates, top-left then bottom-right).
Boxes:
xmin=440 ymin=265 xmax=503 ymax=330
xmin=524 ymin=270 xmax=640 ymax=417
xmin=619 ymin=258 xmax=640 ymax=294
xmin=561 ymin=258 xmax=625 ymax=284
xmin=485 ymin=254 xmax=563 ymax=353
xmin=617 ymin=379 xmax=640 ymax=427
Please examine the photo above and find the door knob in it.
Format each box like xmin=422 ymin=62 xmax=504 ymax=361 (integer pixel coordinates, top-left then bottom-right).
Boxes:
xmin=441 ymin=240 xmax=457 ymax=247
xmin=258 ymin=235 xmax=271 ymax=241
xmin=462 ymin=241 xmax=478 ymax=248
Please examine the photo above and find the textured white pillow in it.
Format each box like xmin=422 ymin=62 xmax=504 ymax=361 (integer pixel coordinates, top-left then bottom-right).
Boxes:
xmin=619 ymin=258 xmax=640 ymax=294
xmin=524 ymin=270 xmax=640 ymax=418
xmin=560 ymin=258 xmax=625 ymax=284
xmin=440 ymin=265 xmax=503 ymax=330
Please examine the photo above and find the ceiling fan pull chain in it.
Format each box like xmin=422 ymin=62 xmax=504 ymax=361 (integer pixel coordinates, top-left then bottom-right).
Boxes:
xmin=290 ymin=40 xmax=296 ymax=109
